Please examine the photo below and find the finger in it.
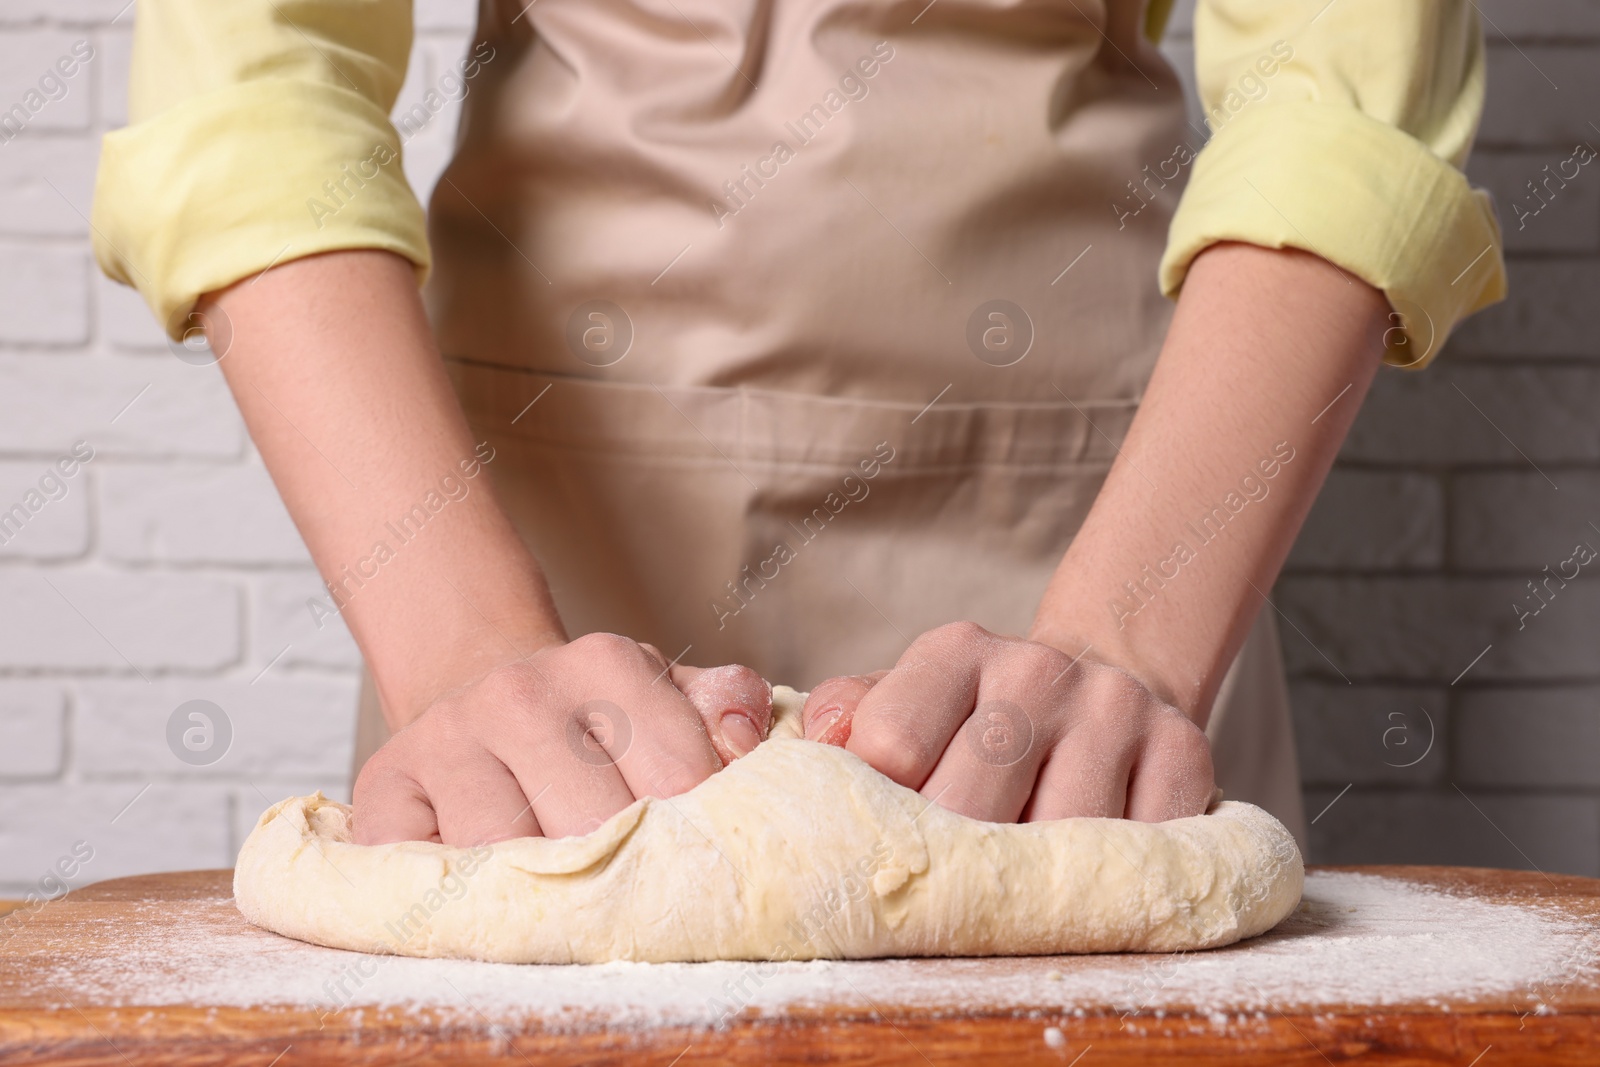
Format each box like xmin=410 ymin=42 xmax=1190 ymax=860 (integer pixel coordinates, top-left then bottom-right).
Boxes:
xmin=377 ymin=708 xmax=550 ymax=845
xmin=352 ymin=736 xmax=444 ymax=845
xmin=918 ymin=697 xmax=1046 ymax=823
xmin=487 ymin=695 xmax=640 ymax=839
xmin=671 ymin=663 xmax=773 ymax=763
xmin=1021 ymin=721 xmax=1139 ymax=821
xmin=599 ymin=644 xmax=725 ymax=799
xmin=427 ymin=750 xmax=551 ymax=845
xmin=845 ymin=624 xmax=989 ymax=789
xmin=799 ymin=671 xmax=888 ymax=746
xmin=1123 ymin=716 xmax=1216 ymax=823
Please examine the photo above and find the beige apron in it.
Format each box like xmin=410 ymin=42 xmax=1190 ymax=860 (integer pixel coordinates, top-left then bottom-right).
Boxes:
xmin=353 ymin=0 xmax=1309 ymax=851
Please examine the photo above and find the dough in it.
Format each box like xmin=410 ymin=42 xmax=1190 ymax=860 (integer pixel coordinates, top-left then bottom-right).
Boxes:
xmin=234 ymin=686 xmax=1303 ymax=962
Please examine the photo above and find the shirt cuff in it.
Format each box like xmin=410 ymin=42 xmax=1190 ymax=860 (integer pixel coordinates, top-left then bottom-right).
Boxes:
xmin=1159 ymin=99 xmax=1506 ymax=368
xmin=92 ymin=78 xmax=430 ymax=341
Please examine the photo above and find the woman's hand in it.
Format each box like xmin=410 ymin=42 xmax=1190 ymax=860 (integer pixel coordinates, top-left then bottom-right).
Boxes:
xmin=353 ymin=636 xmax=773 ymax=845
xmin=799 ymin=621 xmax=1214 ymax=824
xmin=800 ymin=244 xmax=1390 ymax=827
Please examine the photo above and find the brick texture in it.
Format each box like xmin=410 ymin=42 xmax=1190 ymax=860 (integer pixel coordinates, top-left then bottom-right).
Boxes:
xmin=0 ymin=2 xmax=1597 ymax=894
xmin=253 ymin=571 xmax=363 ymax=671
xmin=1455 ymin=686 xmax=1600 ymax=789
xmin=1277 ymin=576 xmax=1600 ymax=683
xmin=1285 ymin=470 xmax=1444 ymax=571
xmin=1306 ymin=789 xmax=1600 ymax=877
xmin=0 ymin=30 xmax=95 ymax=132
xmin=0 ymin=570 xmax=240 ymax=672
xmin=74 ymin=678 xmax=358 ymax=779
xmin=0 ymin=245 xmax=88 ymax=346
xmin=100 ymin=461 xmax=308 ymax=565
xmin=1450 ymin=260 xmax=1600 ymax=358
xmin=0 ymin=783 xmax=234 ymax=897
xmin=1467 ymin=150 xmax=1600 ymax=257
xmin=0 ymin=139 xmax=99 ymax=237
xmin=1480 ymin=46 xmax=1600 ymax=148
xmin=0 ymin=683 xmax=67 ymax=779
xmin=1289 ymin=681 xmax=1449 ymax=788
xmin=0 ymin=355 xmax=244 ymax=458
xmin=0 ymin=459 xmax=92 ymax=560
xmin=1449 ymin=471 xmax=1600 ymax=571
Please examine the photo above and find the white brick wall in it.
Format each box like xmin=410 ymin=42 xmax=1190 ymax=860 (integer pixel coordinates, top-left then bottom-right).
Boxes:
xmin=0 ymin=0 xmax=1596 ymax=895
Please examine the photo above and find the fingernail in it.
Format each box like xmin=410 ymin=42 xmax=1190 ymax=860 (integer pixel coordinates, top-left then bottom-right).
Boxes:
xmin=720 ymin=711 xmax=762 ymax=756
xmin=806 ymin=706 xmax=843 ymax=742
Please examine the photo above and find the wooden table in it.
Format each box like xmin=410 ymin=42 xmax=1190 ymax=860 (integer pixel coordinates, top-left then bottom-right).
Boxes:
xmin=1 ymin=865 xmax=1597 ymax=1065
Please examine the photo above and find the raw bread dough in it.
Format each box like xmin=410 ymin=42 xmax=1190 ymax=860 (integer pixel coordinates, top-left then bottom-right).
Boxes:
xmin=235 ymin=686 xmax=1303 ymax=962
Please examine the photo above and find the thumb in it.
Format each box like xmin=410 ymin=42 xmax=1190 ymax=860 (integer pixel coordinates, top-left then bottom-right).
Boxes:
xmin=670 ymin=664 xmax=773 ymax=764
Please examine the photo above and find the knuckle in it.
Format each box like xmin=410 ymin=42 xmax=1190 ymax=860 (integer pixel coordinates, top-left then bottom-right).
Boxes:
xmin=351 ymin=763 xmax=384 ymax=806
xmin=1079 ymin=664 xmax=1156 ymax=717
xmin=1164 ymin=716 xmax=1215 ymax=770
xmin=722 ymin=662 xmax=769 ymax=694
xmin=850 ymin=719 xmax=931 ymax=785
xmin=476 ymin=661 xmax=547 ymax=710
xmin=925 ymin=620 xmax=989 ymax=648
xmin=694 ymin=662 xmax=769 ymax=701
xmin=905 ymin=621 xmax=993 ymax=675
xmin=568 ymin=631 xmax=639 ymax=663
xmin=726 ymin=669 xmax=776 ymax=726
xmin=1096 ymin=662 xmax=1151 ymax=699
xmin=998 ymin=640 xmax=1062 ymax=683
xmin=352 ymin=744 xmax=411 ymax=805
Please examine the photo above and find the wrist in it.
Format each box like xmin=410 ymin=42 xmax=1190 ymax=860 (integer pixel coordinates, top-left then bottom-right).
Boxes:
xmin=352 ymin=546 xmax=570 ymax=728
xmin=1029 ymin=606 xmax=1210 ymax=723
xmin=374 ymin=620 xmax=567 ymax=729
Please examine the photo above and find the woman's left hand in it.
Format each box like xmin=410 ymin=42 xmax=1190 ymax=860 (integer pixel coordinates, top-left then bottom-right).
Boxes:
xmin=799 ymin=621 xmax=1215 ymax=823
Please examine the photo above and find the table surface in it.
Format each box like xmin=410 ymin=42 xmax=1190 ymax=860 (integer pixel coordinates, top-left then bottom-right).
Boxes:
xmin=1 ymin=864 xmax=1598 ymax=1065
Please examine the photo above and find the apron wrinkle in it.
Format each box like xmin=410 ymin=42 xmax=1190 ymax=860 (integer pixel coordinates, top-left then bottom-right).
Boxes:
xmin=449 ymin=362 xmax=1136 ymax=470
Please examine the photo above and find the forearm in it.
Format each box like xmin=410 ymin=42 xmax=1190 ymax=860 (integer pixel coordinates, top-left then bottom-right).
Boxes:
xmin=206 ymin=250 xmax=565 ymax=727
xmin=1031 ymin=242 xmax=1390 ymax=724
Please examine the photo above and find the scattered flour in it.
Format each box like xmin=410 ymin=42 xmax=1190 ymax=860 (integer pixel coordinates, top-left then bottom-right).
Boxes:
xmin=32 ymin=872 xmax=1598 ymax=1031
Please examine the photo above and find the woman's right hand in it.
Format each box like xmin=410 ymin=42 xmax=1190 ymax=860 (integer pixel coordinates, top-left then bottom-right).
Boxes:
xmin=352 ymin=635 xmax=773 ymax=845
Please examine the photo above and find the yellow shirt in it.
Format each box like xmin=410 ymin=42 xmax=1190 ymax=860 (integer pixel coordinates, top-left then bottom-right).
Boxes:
xmin=92 ymin=0 xmax=1505 ymax=367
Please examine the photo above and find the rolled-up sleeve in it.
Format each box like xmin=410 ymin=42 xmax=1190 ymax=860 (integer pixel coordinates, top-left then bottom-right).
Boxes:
xmin=1157 ymin=1 xmax=1506 ymax=367
xmin=92 ymin=0 xmax=428 ymax=340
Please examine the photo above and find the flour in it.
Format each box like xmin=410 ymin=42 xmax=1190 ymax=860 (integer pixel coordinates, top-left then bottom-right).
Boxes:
xmin=36 ymin=872 xmax=1597 ymax=1031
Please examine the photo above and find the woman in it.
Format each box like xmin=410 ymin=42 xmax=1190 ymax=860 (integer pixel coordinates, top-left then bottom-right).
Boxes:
xmin=93 ymin=0 xmax=1503 ymax=850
